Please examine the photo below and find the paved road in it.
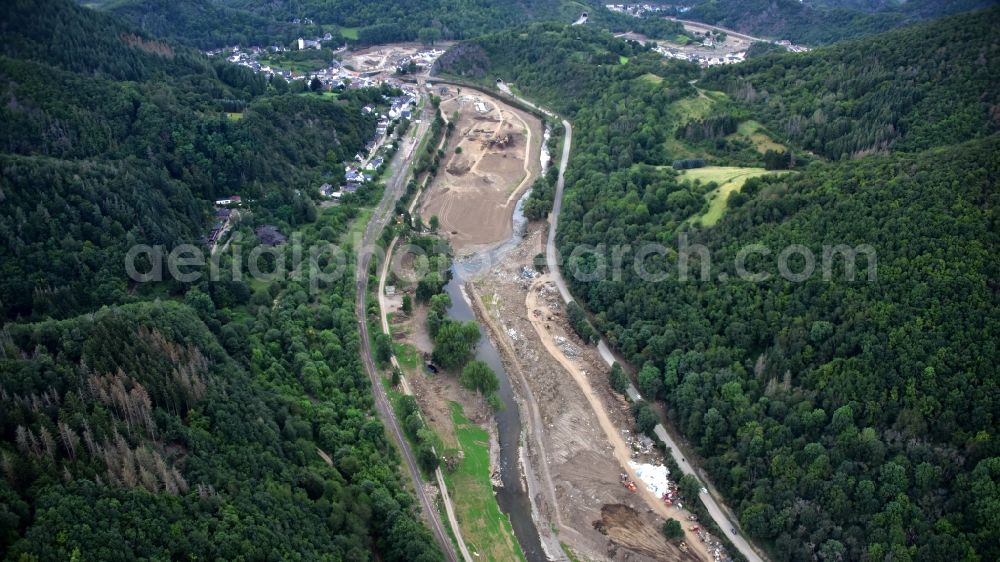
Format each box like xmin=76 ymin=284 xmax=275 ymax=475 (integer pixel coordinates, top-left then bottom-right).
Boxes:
xmin=666 ymin=16 xmax=768 ymax=43
xmin=524 ymin=92 xmax=767 ymax=562
xmin=354 ymin=99 xmax=459 ymax=562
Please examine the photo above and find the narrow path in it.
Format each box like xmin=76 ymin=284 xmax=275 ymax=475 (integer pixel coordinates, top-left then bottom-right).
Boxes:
xmin=354 ymin=98 xmax=459 ymax=562
xmin=378 ymin=236 xmax=474 ymax=562
xmin=525 ymin=276 xmax=713 ymax=562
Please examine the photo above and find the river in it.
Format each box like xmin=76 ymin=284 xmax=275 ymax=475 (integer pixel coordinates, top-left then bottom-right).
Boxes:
xmin=440 ymin=125 xmax=551 ymax=562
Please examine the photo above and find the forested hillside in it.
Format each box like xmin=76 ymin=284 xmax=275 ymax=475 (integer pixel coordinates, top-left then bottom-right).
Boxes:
xmin=682 ymin=0 xmax=998 ymax=44
xmin=0 ymin=2 xmax=443 ymax=558
xmin=0 ymin=298 xmax=440 ymax=560
xmin=565 ymin=137 xmax=1000 ymax=561
xmin=0 ymin=0 xmax=380 ymax=320
xmin=94 ymin=0 xmax=303 ymax=49
xmin=435 ymin=24 xmax=697 ymax=115
xmin=438 ymin=19 xmax=1000 ymax=561
xmin=92 ymin=0 xmax=688 ymax=48
xmin=702 ymin=8 xmax=1000 ymax=159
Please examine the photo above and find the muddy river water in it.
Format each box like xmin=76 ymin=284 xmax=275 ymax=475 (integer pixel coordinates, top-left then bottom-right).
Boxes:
xmin=441 ymin=126 xmax=551 ymax=562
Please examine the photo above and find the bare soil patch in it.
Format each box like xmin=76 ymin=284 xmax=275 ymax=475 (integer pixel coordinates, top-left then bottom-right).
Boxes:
xmin=597 ymin=504 xmax=678 ymax=560
xmin=468 ymin=224 xmax=706 ymax=562
xmin=420 ymin=90 xmax=542 ymax=255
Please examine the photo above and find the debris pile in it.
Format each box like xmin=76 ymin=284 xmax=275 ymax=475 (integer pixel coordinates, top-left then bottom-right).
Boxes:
xmin=482 ymin=133 xmax=513 ymax=149
xmin=629 ymin=462 xmax=672 ymax=497
xmin=622 ymin=429 xmax=656 ymax=458
xmin=554 ymin=336 xmax=579 ymax=357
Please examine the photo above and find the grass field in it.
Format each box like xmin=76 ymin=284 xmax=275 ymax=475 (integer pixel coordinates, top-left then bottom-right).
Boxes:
xmin=225 ymin=112 xmax=244 ymax=121
xmin=681 ymin=166 xmax=785 ymax=226
xmin=339 ymin=27 xmax=360 ymax=40
xmin=672 ymin=96 xmax=713 ymax=121
xmin=727 ymin=120 xmax=786 ymax=153
xmin=342 ymin=207 xmax=373 ymax=249
xmin=393 ymin=342 xmax=421 ymax=370
xmin=443 ymin=402 xmax=526 ymax=562
xmin=619 ymin=55 xmax=630 ymax=64
xmin=670 ymin=89 xmax=726 ymax=123
xmin=640 ymin=72 xmax=663 ymax=84
xmin=259 ymin=52 xmax=332 ymax=74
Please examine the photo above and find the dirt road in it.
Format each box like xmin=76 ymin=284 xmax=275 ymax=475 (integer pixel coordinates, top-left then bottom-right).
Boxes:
xmin=526 ymin=276 xmax=713 ymax=561
xmin=420 ymin=89 xmax=542 ymax=254
xmin=354 ymin=96 xmax=459 ymax=562
xmin=510 ymin=84 xmax=769 ymax=562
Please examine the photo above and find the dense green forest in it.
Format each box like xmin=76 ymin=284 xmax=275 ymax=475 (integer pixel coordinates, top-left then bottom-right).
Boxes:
xmin=0 ymin=1 xmax=443 ymax=559
xmin=681 ymin=0 xmax=998 ymax=44
xmin=82 ymin=0 xmax=997 ymax=50
xmin=701 ymin=9 xmax=1000 ymax=159
xmin=1 ymin=294 xmax=438 ymax=560
xmin=90 ymin=0 xmax=688 ymax=48
xmin=0 ymin=0 xmax=385 ymax=320
xmin=95 ymin=0 xmax=306 ymax=50
xmin=437 ymin=17 xmax=1000 ymax=561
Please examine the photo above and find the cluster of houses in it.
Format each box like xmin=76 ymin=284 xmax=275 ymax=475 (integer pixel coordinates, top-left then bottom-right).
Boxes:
xmin=215 ymin=47 xmax=293 ymax=81
xmin=320 ymin=156 xmax=384 ymax=199
xmin=605 ymin=3 xmax=673 ymax=17
xmin=387 ymin=93 xmax=417 ymax=119
xmin=207 ymin=39 xmax=447 ymax=97
xmin=655 ymin=44 xmax=747 ymax=66
xmin=320 ymin=89 xmax=418 ymax=200
xmin=205 ymin=33 xmax=346 ymax=87
xmin=406 ymin=49 xmax=446 ymax=70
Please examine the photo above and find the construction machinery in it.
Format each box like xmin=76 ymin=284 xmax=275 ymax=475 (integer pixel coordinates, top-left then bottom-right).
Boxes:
xmin=482 ymin=133 xmax=512 ymax=149
xmin=620 ymin=472 xmax=638 ymax=492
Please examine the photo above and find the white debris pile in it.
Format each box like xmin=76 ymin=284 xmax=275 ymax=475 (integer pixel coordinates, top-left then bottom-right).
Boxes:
xmin=554 ymin=336 xmax=579 ymax=357
xmin=629 ymin=461 xmax=671 ymax=497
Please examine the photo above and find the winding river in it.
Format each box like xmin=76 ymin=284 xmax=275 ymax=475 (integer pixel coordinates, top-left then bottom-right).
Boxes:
xmin=440 ymin=126 xmax=551 ymax=562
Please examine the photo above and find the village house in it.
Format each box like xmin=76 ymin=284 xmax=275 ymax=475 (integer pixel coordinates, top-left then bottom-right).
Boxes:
xmin=214 ymin=195 xmax=242 ymax=206
xmin=345 ymin=166 xmax=366 ymax=183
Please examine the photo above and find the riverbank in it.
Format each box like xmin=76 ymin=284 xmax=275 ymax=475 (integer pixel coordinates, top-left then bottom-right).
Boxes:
xmin=468 ymin=224 xmax=705 ymax=562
